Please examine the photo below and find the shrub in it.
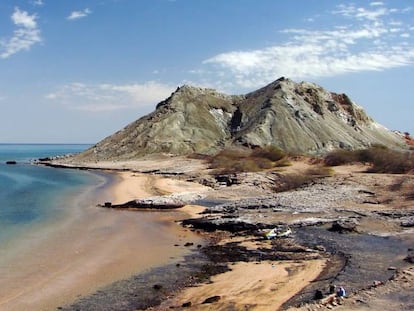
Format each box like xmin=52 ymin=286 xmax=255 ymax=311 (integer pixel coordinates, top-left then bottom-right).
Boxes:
xmin=275 ymin=174 xmax=313 ymax=192
xmin=251 ymin=146 xmax=286 ymax=162
xmin=305 ymin=166 xmax=333 ymax=177
xmin=366 ymin=149 xmax=414 ymax=174
xmin=323 ymin=149 xmax=359 ymax=166
xmin=274 ymin=158 xmax=291 ymax=167
xmin=208 ymin=146 xmax=287 ymax=173
xmin=324 ymin=146 xmax=414 ymax=174
xmin=274 ymin=166 xmax=332 ymax=192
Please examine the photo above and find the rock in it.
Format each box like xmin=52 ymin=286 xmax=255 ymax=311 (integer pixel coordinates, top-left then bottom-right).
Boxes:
xmin=314 ymin=290 xmax=324 ymax=300
xmin=184 ymin=242 xmax=194 ymax=247
xmin=401 ymin=217 xmax=414 ymax=227
xmin=215 ymin=174 xmax=240 ymax=186
xmin=329 ymin=219 xmax=359 ymax=233
xmin=38 ymin=157 xmax=51 ymax=161
xmin=182 ymin=301 xmax=192 ymax=307
xmin=202 ymin=296 xmax=221 ymax=304
xmin=182 ymin=217 xmax=260 ymax=233
xmin=405 ymin=249 xmax=414 ymax=263
xmin=153 ymin=284 xmax=162 ymax=290
xmin=5 ymin=161 xmax=17 ymax=165
xmin=110 ymin=198 xmax=184 ymax=210
xmin=372 ymin=280 xmax=384 ymax=287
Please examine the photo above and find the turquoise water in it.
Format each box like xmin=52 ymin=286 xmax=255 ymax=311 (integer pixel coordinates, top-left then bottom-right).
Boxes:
xmin=0 ymin=144 xmax=102 ymax=243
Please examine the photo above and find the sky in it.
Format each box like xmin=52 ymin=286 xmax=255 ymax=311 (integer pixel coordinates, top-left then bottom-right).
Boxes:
xmin=0 ymin=0 xmax=413 ymax=143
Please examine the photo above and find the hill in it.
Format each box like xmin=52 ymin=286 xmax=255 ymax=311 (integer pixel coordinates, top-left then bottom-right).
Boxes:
xmin=74 ymin=77 xmax=404 ymax=161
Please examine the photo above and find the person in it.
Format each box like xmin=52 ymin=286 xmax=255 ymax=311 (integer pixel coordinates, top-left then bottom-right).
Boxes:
xmin=337 ymin=286 xmax=346 ymax=298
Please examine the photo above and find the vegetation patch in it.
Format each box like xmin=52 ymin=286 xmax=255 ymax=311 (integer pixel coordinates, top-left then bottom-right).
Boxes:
xmin=324 ymin=146 xmax=414 ymax=174
xmin=208 ymin=146 xmax=289 ymax=174
xmin=274 ymin=166 xmax=332 ymax=192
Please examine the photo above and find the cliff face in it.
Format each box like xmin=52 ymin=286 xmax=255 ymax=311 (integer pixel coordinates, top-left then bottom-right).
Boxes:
xmin=76 ymin=77 xmax=404 ymax=161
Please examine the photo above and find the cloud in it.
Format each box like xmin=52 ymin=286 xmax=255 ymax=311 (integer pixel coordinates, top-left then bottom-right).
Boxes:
xmin=0 ymin=7 xmax=41 ymax=59
xmin=370 ymin=1 xmax=384 ymax=6
xmin=67 ymin=8 xmax=92 ymax=21
xmin=46 ymin=81 xmax=175 ymax=112
xmin=202 ymin=2 xmax=414 ymax=90
xmin=32 ymin=0 xmax=44 ymax=6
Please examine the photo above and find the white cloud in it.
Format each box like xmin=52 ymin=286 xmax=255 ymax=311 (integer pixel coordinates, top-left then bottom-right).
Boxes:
xmin=0 ymin=7 xmax=41 ymax=59
xmin=202 ymin=2 xmax=414 ymax=90
xmin=67 ymin=8 xmax=92 ymax=21
xmin=46 ymin=81 xmax=175 ymax=112
xmin=32 ymin=0 xmax=44 ymax=6
xmin=370 ymin=2 xmax=384 ymax=6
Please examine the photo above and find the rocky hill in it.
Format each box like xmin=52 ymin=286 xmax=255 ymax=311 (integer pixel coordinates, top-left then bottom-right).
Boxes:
xmin=75 ymin=77 xmax=405 ymax=161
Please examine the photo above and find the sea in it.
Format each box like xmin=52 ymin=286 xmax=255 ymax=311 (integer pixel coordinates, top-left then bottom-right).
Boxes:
xmin=0 ymin=144 xmax=104 ymax=246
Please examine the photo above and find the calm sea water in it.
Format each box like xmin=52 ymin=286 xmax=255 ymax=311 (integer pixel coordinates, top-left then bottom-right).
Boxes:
xmin=0 ymin=144 xmax=103 ymax=244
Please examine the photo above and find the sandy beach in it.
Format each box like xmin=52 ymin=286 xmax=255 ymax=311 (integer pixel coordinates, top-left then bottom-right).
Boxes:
xmin=157 ymin=257 xmax=326 ymax=311
xmin=0 ymin=170 xmax=207 ymax=311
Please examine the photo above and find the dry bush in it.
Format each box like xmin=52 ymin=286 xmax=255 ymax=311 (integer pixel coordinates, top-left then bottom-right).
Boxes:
xmin=209 ymin=146 xmax=287 ymax=173
xmin=251 ymin=146 xmax=286 ymax=162
xmin=305 ymin=166 xmax=333 ymax=177
xmin=274 ymin=158 xmax=292 ymax=167
xmin=274 ymin=166 xmax=332 ymax=192
xmin=323 ymin=149 xmax=359 ymax=166
xmin=365 ymin=148 xmax=414 ymax=174
xmin=324 ymin=146 xmax=414 ymax=174
xmin=253 ymin=157 xmax=274 ymax=169
xmin=275 ymin=174 xmax=313 ymax=192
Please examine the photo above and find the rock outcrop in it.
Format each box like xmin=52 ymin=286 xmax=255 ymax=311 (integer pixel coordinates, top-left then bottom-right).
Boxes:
xmin=74 ymin=77 xmax=404 ymax=160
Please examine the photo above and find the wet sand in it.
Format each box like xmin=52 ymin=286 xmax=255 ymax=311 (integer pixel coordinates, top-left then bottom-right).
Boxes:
xmin=0 ymin=171 xmax=206 ymax=311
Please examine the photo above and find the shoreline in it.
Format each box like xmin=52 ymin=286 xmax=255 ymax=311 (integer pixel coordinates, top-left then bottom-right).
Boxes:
xmin=36 ymin=160 xmax=331 ymax=311
xmin=0 ymin=168 xmax=206 ymax=311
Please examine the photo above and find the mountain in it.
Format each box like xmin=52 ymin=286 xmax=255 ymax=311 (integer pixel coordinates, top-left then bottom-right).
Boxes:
xmin=74 ymin=77 xmax=405 ymax=161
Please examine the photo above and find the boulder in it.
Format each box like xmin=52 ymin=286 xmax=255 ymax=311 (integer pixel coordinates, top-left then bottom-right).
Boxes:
xmin=329 ymin=219 xmax=359 ymax=233
xmin=405 ymin=249 xmax=414 ymax=263
xmin=401 ymin=217 xmax=414 ymax=227
xmin=202 ymin=296 xmax=221 ymax=304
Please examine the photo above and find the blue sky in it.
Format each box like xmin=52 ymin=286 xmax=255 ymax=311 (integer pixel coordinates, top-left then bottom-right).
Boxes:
xmin=0 ymin=0 xmax=413 ymax=143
